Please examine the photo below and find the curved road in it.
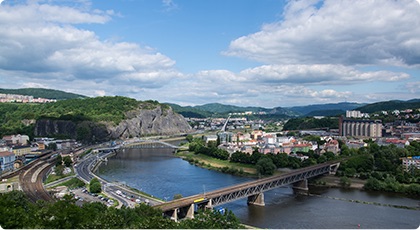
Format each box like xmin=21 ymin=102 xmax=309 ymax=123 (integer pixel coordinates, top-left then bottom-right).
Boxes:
xmin=75 ymin=149 xmax=163 ymax=208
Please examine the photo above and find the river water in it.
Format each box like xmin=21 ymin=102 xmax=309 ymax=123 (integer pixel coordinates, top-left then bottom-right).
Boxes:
xmin=97 ymin=148 xmax=420 ymax=229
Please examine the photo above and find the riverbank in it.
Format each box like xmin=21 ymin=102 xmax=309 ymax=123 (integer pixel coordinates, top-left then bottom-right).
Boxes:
xmin=176 ymin=150 xmax=259 ymax=177
xmin=311 ymin=174 xmax=366 ymax=189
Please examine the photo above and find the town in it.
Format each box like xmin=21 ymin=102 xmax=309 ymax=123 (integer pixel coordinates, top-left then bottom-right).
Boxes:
xmin=1 ymin=108 xmax=419 ymax=189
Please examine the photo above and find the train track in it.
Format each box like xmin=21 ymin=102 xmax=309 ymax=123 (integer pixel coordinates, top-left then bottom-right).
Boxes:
xmin=19 ymin=159 xmax=56 ymax=203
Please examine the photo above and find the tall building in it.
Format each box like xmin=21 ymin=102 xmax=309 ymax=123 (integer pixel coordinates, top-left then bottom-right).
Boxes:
xmin=339 ymin=116 xmax=382 ymax=138
xmin=346 ymin=110 xmax=362 ymax=118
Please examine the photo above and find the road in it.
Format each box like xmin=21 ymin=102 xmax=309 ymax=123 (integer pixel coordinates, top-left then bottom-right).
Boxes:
xmin=74 ymin=150 xmax=151 ymax=208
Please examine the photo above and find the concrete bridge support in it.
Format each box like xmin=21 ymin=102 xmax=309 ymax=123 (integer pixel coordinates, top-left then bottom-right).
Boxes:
xmin=247 ymin=193 xmax=265 ymax=206
xmin=292 ymin=179 xmax=309 ymax=195
xmin=168 ymin=209 xmax=178 ymax=222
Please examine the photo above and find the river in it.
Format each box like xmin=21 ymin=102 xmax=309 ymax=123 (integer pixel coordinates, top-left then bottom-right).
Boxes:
xmin=97 ymin=147 xmax=420 ymax=229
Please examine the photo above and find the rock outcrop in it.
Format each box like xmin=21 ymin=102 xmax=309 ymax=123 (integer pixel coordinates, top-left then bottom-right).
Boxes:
xmin=108 ymin=106 xmax=192 ymax=139
xmin=34 ymin=105 xmax=192 ymax=143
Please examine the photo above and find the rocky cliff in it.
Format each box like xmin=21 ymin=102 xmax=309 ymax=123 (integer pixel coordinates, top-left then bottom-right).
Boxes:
xmin=34 ymin=105 xmax=192 ymax=143
xmin=108 ymin=106 xmax=192 ymax=139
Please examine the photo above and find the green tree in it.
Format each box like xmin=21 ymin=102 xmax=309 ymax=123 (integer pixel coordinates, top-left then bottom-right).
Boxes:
xmin=89 ymin=178 xmax=102 ymax=193
xmin=173 ymin=194 xmax=183 ymax=200
xmin=47 ymin=142 xmax=57 ymax=151
xmin=55 ymin=154 xmax=63 ymax=167
xmin=62 ymin=156 xmax=73 ymax=167
xmin=256 ymin=157 xmax=276 ymax=176
xmin=54 ymin=165 xmax=64 ymax=176
xmin=186 ymin=134 xmax=193 ymax=143
xmin=339 ymin=176 xmax=351 ymax=188
xmin=180 ymin=209 xmax=241 ymax=229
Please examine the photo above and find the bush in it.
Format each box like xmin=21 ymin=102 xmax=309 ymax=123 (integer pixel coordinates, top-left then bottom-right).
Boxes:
xmin=339 ymin=176 xmax=351 ymax=188
xmin=89 ymin=178 xmax=102 ymax=193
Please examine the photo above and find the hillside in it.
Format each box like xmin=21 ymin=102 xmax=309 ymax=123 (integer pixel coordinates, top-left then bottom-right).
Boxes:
xmin=0 ymin=88 xmax=87 ymax=100
xmin=288 ymin=102 xmax=364 ymax=116
xmin=0 ymin=97 xmax=191 ymax=142
xmin=166 ymin=102 xmax=300 ymax=118
xmin=356 ymin=99 xmax=420 ymax=113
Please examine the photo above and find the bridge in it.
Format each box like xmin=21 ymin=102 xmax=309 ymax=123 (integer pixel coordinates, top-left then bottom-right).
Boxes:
xmin=122 ymin=140 xmax=180 ymax=149
xmin=94 ymin=140 xmax=182 ymax=153
xmin=154 ymin=161 xmax=340 ymax=221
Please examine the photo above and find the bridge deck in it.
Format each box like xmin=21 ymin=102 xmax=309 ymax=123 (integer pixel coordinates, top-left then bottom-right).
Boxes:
xmin=155 ymin=161 xmax=340 ymax=211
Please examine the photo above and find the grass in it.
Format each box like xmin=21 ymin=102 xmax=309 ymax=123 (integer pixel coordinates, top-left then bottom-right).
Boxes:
xmin=45 ymin=168 xmax=75 ymax=184
xmin=176 ymin=151 xmax=258 ymax=176
xmin=58 ymin=177 xmax=85 ymax=189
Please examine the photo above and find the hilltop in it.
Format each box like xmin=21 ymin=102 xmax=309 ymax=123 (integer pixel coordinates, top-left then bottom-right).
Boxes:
xmin=0 ymin=88 xmax=87 ymax=100
xmin=0 ymin=97 xmax=191 ymax=142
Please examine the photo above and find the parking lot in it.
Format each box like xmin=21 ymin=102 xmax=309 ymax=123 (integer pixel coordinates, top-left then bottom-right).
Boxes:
xmin=70 ymin=188 xmax=115 ymax=207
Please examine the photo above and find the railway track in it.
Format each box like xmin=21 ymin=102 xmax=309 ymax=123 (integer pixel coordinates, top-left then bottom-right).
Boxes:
xmin=19 ymin=160 xmax=56 ymax=203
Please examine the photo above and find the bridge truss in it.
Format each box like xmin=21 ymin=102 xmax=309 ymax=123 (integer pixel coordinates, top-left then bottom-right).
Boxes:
xmin=208 ymin=163 xmax=338 ymax=207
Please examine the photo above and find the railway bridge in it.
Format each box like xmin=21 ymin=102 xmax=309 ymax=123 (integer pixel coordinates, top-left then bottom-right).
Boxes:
xmin=155 ymin=161 xmax=340 ymax=221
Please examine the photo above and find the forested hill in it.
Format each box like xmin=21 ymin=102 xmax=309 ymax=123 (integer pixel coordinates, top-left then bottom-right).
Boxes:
xmin=0 ymin=88 xmax=87 ymax=100
xmin=0 ymin=97 xmax=191 ymax=142
xmin=165 ymin=102 xmax=299 ymax=118
xmin=355 ymin=99 xmax=420 ymax=113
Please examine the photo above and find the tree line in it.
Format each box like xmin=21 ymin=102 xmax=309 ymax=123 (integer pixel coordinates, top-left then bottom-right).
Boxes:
xmin=0 ymin=191 xmax=242 ymax=229
xmin=338 ymin=140 xmax=420 ymax=196
xmin=0 ymin=96 xmax=164 ymax=139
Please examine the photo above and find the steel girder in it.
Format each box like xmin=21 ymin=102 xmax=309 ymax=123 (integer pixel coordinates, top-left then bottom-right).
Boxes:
xmin=210 ymin=165 xmax=331 ymax=207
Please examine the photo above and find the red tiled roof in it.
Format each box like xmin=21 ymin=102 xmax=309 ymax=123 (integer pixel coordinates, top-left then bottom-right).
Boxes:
xmin=0 ymin=151 xmax=14 ymax=157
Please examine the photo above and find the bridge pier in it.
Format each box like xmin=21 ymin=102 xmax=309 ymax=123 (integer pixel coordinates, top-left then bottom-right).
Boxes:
xmin=185 ymin=204 xmax=195 ymax=219
xmin=247 ymin=193 xmax=265 ymax=206
xmin=168 ymin=209 xmax=178 ymax=222
xmin=292 ymin=179 xmax=309 ymax=195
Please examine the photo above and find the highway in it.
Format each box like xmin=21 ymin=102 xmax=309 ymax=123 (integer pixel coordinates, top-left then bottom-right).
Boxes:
xmin=74 ymin=149 xmax=162 ymax=208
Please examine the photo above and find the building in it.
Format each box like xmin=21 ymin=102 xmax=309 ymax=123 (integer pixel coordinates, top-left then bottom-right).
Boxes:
xmin=346 ymin=110 xmax=369 ymax=118
xmin=259 ymin=144 xmax=281 ymax=154
xmin=2 ymin=134 xmax=30 ymax=146
xmin=401 ymin=156 xmax=420 ymax=171
xmin=291 ymin=143 xmax=312 ymax=153
xmin=11 ymin=145 xmax=31 ymax=157
xmin=339 ymin=117 xmax=382 ymax=138
xmin=203 ymin=135 xmax=218 ymax=144
xmin=323 ymin=139 xmax=340 ymax=155
xmin=0 ymin=151 xmax=16 ymax=172
xmin=217 ymin=132 xmax=233 ymax=144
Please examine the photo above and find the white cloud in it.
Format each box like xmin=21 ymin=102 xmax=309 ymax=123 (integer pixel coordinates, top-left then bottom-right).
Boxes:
xmin=239 ymin=64 xmax=410 ymax=84
xmin=0 ymin=0 xmax=418 ymax=108
xmin=225 ymin=0 xmax=420 ymax=66
xmin=0 ymin=1 xmax=182 ymax=90
xmin=162 ymin=0 xmax=178 ymax=12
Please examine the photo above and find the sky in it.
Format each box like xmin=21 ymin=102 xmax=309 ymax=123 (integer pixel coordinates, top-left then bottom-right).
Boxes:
xmin=0 ymin=0 xmax=419 ymax=108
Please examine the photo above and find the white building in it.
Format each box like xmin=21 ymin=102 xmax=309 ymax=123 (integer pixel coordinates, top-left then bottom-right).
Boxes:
xmin=0 ymin=151 xmax=16 ymax=172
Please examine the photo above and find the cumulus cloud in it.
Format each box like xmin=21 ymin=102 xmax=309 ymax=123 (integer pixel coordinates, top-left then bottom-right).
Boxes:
xmin=224 ymin=0 xmax=420 ymax=66
xmin=0 ymin=1 xmax=182 ymax=92
xmin=239 ymin=64 xmax=410 ymax=84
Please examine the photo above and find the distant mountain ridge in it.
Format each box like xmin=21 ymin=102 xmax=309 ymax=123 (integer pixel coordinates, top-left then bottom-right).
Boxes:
xmin=355 ymin=99 xmax=420 ymax=113
xmin=165 ymin=102 xmax=300 ymax=118
xmin=166 ymin=100 xmax=419 ymax=118
xmin=0 ymin=88 xmax=87 ymax=100
xmin=287 ymin=102 xmax=365 ymax=116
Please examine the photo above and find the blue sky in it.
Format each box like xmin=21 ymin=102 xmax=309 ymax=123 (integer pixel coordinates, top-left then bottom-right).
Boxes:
xmin=0 ymin=0 xmax=419 ymax=107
